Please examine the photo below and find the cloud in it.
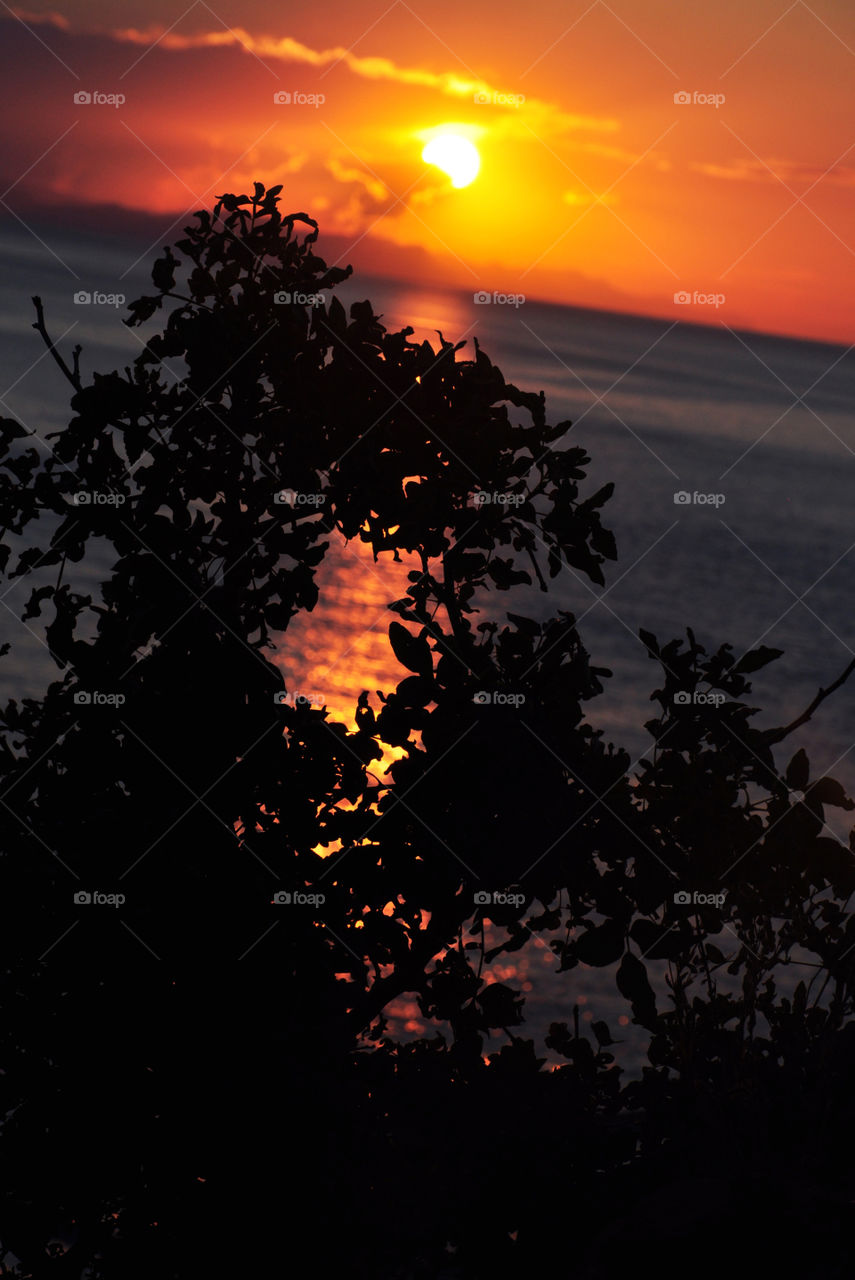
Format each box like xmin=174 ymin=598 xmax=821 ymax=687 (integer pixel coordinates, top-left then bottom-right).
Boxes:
xmin=326 ymin=158 xmax=388 ymax=203
xmin=9 ymin=7 xmax=619 ymax=139
xmin=11 ymin=8 xmax=69 ymax=29
xmin=690 ymin=158 xmax=855 ymax=188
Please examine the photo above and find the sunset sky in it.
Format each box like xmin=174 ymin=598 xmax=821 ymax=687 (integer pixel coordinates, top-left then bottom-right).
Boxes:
xmin=2 ymin=0 xmax=854 ymax=342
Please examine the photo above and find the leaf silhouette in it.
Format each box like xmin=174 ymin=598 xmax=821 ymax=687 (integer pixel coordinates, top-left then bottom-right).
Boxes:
xmin=388 ymin=621 xmax=432 ymax=677
xmin=786 ymin=748 xmax=810 ymax=791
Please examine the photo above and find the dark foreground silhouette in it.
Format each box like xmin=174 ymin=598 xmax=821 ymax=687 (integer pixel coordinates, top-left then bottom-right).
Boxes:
xmin=2 ymin=184 xmax=855 ymax=1277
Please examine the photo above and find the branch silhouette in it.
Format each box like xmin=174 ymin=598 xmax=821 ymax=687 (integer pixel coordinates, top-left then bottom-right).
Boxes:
xmin=761 ymin=654 xmax=855 ymax=745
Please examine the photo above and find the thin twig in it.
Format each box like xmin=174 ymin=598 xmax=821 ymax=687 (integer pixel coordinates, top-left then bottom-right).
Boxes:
xmin=525 ymin=542 xmax=548 ymax=591
xmin=762 ymin=656 xmax=855 ymax=745
xmin=31 ymin=297 xmax=82 ymax=394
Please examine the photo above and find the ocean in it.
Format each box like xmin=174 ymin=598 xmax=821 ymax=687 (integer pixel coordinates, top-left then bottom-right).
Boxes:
xmin=2 ymin=219 xmax=854 ymax=1069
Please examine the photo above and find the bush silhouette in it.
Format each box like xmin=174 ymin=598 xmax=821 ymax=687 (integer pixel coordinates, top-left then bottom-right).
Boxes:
xmin=2 ymin=182 xmax=855 ymax=1277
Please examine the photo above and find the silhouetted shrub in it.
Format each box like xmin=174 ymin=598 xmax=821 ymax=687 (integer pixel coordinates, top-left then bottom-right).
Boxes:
xmin=2 ymin=183 xmax=855 ymax=1277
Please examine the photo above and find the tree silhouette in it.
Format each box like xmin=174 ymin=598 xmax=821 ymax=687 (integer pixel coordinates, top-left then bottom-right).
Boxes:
xmin=2 ymin=183 xmax=855 ymax=1277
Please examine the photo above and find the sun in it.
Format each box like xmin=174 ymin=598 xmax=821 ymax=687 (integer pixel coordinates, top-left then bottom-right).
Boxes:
xmin=421 ymin=132 xmax=481 ymax=189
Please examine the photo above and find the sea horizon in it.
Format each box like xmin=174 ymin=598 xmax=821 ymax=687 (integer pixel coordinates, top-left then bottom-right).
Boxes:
xmin=2 ymin=209 xmax=853 ymax=353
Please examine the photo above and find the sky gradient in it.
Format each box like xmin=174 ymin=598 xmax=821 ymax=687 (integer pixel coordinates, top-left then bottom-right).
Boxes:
xmin=2 ymin=0 xmax=855 ymax=342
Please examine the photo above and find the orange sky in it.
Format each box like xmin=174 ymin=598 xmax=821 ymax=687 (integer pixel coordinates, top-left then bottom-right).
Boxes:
xmin=2 ymin=0 xmax=855 ymax=342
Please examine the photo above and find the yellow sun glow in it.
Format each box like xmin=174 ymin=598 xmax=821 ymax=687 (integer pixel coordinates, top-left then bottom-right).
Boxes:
xmin=421 ymin=133 xmax=481 ymax=188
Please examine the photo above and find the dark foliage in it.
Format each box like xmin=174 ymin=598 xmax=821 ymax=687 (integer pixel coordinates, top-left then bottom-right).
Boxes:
xmin=2 ymin=184 xmax=855 ymax=1276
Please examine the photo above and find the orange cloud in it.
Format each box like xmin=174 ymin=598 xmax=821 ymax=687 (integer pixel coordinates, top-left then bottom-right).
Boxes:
xmin=11 ymin=8 xmax=70 ymax=28
xmin=11 ymin=7 xmax=621 ymax=140
xmin=326 ymin=157 xmax=388 ymax=204
xmin=691 ymin=158 xmax=855 ymax=188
